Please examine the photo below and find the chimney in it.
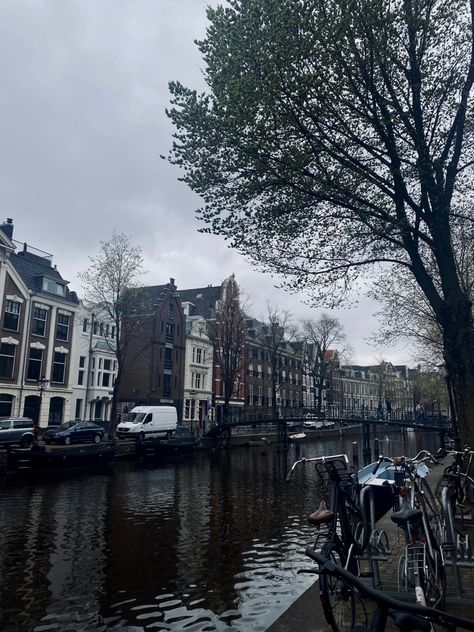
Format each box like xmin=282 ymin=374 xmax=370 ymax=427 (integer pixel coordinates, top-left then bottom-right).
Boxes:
xmin=0 ymin=218 xmax=14 ymax=240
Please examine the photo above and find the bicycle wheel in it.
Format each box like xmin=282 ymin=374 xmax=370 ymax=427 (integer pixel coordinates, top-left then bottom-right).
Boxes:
xmin=319 ymin=541 xmax=356 ymax=632
xmin=421 ymin=546 xmax=446 ymax=609
xmin=458 ymin=475 xmax=474 ymax=516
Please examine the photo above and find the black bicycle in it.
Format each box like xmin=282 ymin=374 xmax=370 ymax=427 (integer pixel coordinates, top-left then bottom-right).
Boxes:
xmin=306 ymin=548 xmax=474 ymax=631
xmin=287 ymin=454 xmax=386 ymax=632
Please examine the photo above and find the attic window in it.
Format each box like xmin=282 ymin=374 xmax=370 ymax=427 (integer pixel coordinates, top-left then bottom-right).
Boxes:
xmin=42 ymin=278 xmax=66 ymax=297
xmin=196 ymin=293 xmax=202 ymax=298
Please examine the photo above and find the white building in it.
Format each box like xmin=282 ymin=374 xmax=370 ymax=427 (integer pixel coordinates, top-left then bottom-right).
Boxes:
xmin=182 ymin=309 xmax=214 ymax=434
xmin=69 ymin=303 xmax=117 ymax=421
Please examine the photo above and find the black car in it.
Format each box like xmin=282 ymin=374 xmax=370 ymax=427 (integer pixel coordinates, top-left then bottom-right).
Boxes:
xmin=43 ymin=421 xmax=104 ymax=445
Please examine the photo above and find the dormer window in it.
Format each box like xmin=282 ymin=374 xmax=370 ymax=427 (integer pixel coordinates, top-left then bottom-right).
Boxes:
xmin=42 ymin=278 xmax=66 ymax=297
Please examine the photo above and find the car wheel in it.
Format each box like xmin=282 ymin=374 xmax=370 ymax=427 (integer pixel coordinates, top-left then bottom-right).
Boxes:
xmin=138 ymin=432 xmax=145 ymax=443
xmin=94 ymin=434 xmax=101 ymax=444
xmin=64 ymin=436 xmax=71 ymax=445
xmin=21 ymin=435 xmax=33 ymax=448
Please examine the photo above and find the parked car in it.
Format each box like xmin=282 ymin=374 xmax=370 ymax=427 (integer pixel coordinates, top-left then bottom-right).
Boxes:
xmin=0 ymin=417 xmax=35 ymax=447
xmin=304 ymin=420 xmax=324 ymax=429
xmin=43 ymin=421 xmax=104 ymax=445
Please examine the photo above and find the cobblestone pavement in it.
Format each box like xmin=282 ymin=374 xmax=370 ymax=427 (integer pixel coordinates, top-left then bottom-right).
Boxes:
xmin=267 ymin=460 xmax=474 ymax=631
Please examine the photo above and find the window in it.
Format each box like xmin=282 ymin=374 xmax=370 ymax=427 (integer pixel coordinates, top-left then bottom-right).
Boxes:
xmin=42 ymin=278 xmax=66 ymax=296
xmin=3 ymin=300 xmax=21 ymax=331
xmin=184 ymin=398 xmax=196 ymax=420
xmin=52 ymin=352 xmax=66 ymax=383
xmin=168 ymin=303 xmax=174 ymax=319
xmin=102 ymin=359 xmax=112 ymax=387
xmin=163 ymin=374 xmax=171 ymax=394
xmin=249 ymin=384 xmax=254 ymax=406
xmin=192 ymin=372 xmax=202 ymax=389
xmin=75 ymin=399 xmax=83 ymax=419
xmin=83 ymin=318 xmax=88 ymax=333
xmin=193 ymin=347 xmax=203 ymax=364
xmin=165 ymin=323 xmax=174 ymax=336
xmin=32 ymin=306 xmax=47 ymax=336
xmin=56 ymin=312 xmax=71 ymax=341
xmin=0 ymin=343 xmax=15 ymax=378
xmin=27 ymin=348 xmax=43 ymax=380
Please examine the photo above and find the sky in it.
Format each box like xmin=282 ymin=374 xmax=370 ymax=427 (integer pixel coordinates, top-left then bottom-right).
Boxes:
xmin=0 ymin=0 xmax=413 ymax=366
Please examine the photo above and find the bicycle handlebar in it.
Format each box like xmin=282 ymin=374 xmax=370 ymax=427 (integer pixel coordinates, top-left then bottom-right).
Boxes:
xmin=306 ymin=548 xmax=474 ymax=630
xmin=382 ymin=450 xmax=440 ymax=468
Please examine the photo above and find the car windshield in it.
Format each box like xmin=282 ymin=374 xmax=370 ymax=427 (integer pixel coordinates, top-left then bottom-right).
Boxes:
xmin=56 ymin=421 xmax=77 ymax=430
xmin=127 ymin=413 xmax=146 ymax=424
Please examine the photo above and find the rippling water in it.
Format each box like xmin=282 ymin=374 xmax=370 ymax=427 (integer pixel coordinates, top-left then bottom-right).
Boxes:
xmin=0 ymin=429 xmax=440 ymax=631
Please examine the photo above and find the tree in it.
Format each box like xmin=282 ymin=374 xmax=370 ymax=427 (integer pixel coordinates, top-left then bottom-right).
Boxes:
xmin=255 ymin=305 xmax=297 ymax=419
xmin=79 ymin=232 xmax=145 ymax=433
xmin=206 ymin=277 xmax=246 ymax=423
xmin=301 ymin=314 xmax=348 ymax=417
xmin=167 ymin=0 xmax=474 ymax=446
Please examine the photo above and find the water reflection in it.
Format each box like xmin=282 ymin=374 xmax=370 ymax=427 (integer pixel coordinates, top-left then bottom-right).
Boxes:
xmin=0 ymin=430 xmax=441 ymax=631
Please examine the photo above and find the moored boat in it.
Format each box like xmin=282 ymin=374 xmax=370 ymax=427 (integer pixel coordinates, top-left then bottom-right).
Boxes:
xmin=6 ymin=443 xmax=117 ymax=477
xmin=356 ymin=457 xmax=429 ymax=521
xmin=289 ymin=432 xmax=306 ymax=441
xmin=247 ymin=436 xmax=270 ymax=447
xmin=136 ymin=436 xmax=201 ymax=458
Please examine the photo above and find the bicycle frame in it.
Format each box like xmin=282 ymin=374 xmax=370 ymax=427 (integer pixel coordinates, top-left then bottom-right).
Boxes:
xmin=306 ymin=548 xmax=474 ymax=631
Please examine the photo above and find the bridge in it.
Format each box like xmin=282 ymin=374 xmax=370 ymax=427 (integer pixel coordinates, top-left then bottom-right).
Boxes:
xmin=205 ymin=413 xmax=451 ymax=464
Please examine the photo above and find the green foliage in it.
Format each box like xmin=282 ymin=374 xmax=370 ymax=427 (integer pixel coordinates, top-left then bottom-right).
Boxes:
xmin=167 ymin=0 xmax=474 ymax=314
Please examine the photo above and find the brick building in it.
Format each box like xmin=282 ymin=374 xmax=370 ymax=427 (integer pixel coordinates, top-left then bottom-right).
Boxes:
xmin=118 ymin=279 xmax=186 ymax=419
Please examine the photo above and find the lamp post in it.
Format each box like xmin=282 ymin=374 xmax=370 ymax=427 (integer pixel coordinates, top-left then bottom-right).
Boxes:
xmin=36 ymin=376 xmax=49 ymax=442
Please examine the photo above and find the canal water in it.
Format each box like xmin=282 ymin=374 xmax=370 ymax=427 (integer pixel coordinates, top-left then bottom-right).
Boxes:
xmin=0 ymin=429 xmax=441 ymax=632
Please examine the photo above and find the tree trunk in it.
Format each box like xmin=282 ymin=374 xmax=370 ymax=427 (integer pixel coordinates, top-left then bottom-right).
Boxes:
xmin=443 ymin=308 xmax=474 ymax=448
xmin=110 ymin=377 xmax=121 ymax=440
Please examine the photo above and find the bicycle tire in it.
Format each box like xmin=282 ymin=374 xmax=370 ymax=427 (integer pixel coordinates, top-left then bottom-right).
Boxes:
xmin=318 ymin=541 xmax=356 ymax=632
xmin=423 ymin=548 xmax=446 ymax=609
xmin=458 ymin=474 xmax=474 ymax=516
xmin=436 ymin=473 xmax=471 ymax=516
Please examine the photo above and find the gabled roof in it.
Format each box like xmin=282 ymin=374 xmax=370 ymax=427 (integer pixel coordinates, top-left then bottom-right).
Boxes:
xmin=179 ymin=286 xmax=222 ymax=319
xmin=10 ymin=250 xmax=79 ymax=305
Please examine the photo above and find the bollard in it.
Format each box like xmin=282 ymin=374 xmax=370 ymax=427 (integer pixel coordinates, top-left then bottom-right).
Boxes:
xmin=352 ymin=441 xmax=359 ymax=468
xmin=374 ymin=437 xmax=380 ymax=459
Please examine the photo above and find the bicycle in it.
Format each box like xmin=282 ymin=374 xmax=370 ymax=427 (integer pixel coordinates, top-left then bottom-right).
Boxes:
xmin=436 ymin=448 xmax=474 ymax=519
xmin=305 ymin=547 xmax=474 ymax=631
xmin=382 ymin=451 xmax=446 ymax=610
xmin=286 ymin=454 xmax=392 ymax=632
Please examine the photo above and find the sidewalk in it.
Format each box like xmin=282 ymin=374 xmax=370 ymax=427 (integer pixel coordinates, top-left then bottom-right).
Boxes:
xmin=267 ymin=460 xmax=474 ymax=631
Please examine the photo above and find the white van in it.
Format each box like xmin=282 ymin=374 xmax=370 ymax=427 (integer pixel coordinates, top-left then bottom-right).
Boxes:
xmin=116 ymin=406 xmax=178 ymax=440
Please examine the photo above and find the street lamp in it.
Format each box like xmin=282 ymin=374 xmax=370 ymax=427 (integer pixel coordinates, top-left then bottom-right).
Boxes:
xmin=36 ymin=376 xmax=49 ymax=441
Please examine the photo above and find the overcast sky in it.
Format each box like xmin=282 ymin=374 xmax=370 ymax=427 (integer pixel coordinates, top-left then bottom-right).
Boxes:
xmin=0 ymin=0 xmax=413 ymax=365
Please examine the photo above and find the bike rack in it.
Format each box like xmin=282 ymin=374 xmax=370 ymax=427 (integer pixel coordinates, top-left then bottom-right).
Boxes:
xmin=441 ymin=486 xmax=474 ymax=600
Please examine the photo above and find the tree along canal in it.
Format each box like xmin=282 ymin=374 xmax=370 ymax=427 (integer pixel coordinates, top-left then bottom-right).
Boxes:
xmin=0 ymin=429 xmax=441 ymax=632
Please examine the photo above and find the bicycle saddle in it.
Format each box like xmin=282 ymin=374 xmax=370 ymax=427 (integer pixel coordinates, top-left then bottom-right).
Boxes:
xmin=391 ymin=499 xmax=422 ymax=526
xmin=308 ymin=500 xmax=334 ymax=525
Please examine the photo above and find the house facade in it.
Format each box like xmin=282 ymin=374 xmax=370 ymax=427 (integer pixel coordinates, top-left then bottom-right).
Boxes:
xmin=118 ymin=279 xmax=186 ymax=419
xmin=244 ymin=318 xmax=304 ymax=420
xmin=0 ymin=219 xmax=80 ymax=426
xmin=69 ymin=303 xmax=117 ymax=421
xmin=181 ymin=310 xmax=214 ymax=434
xmin=179 ymin=276 xmax=245 ymax=424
